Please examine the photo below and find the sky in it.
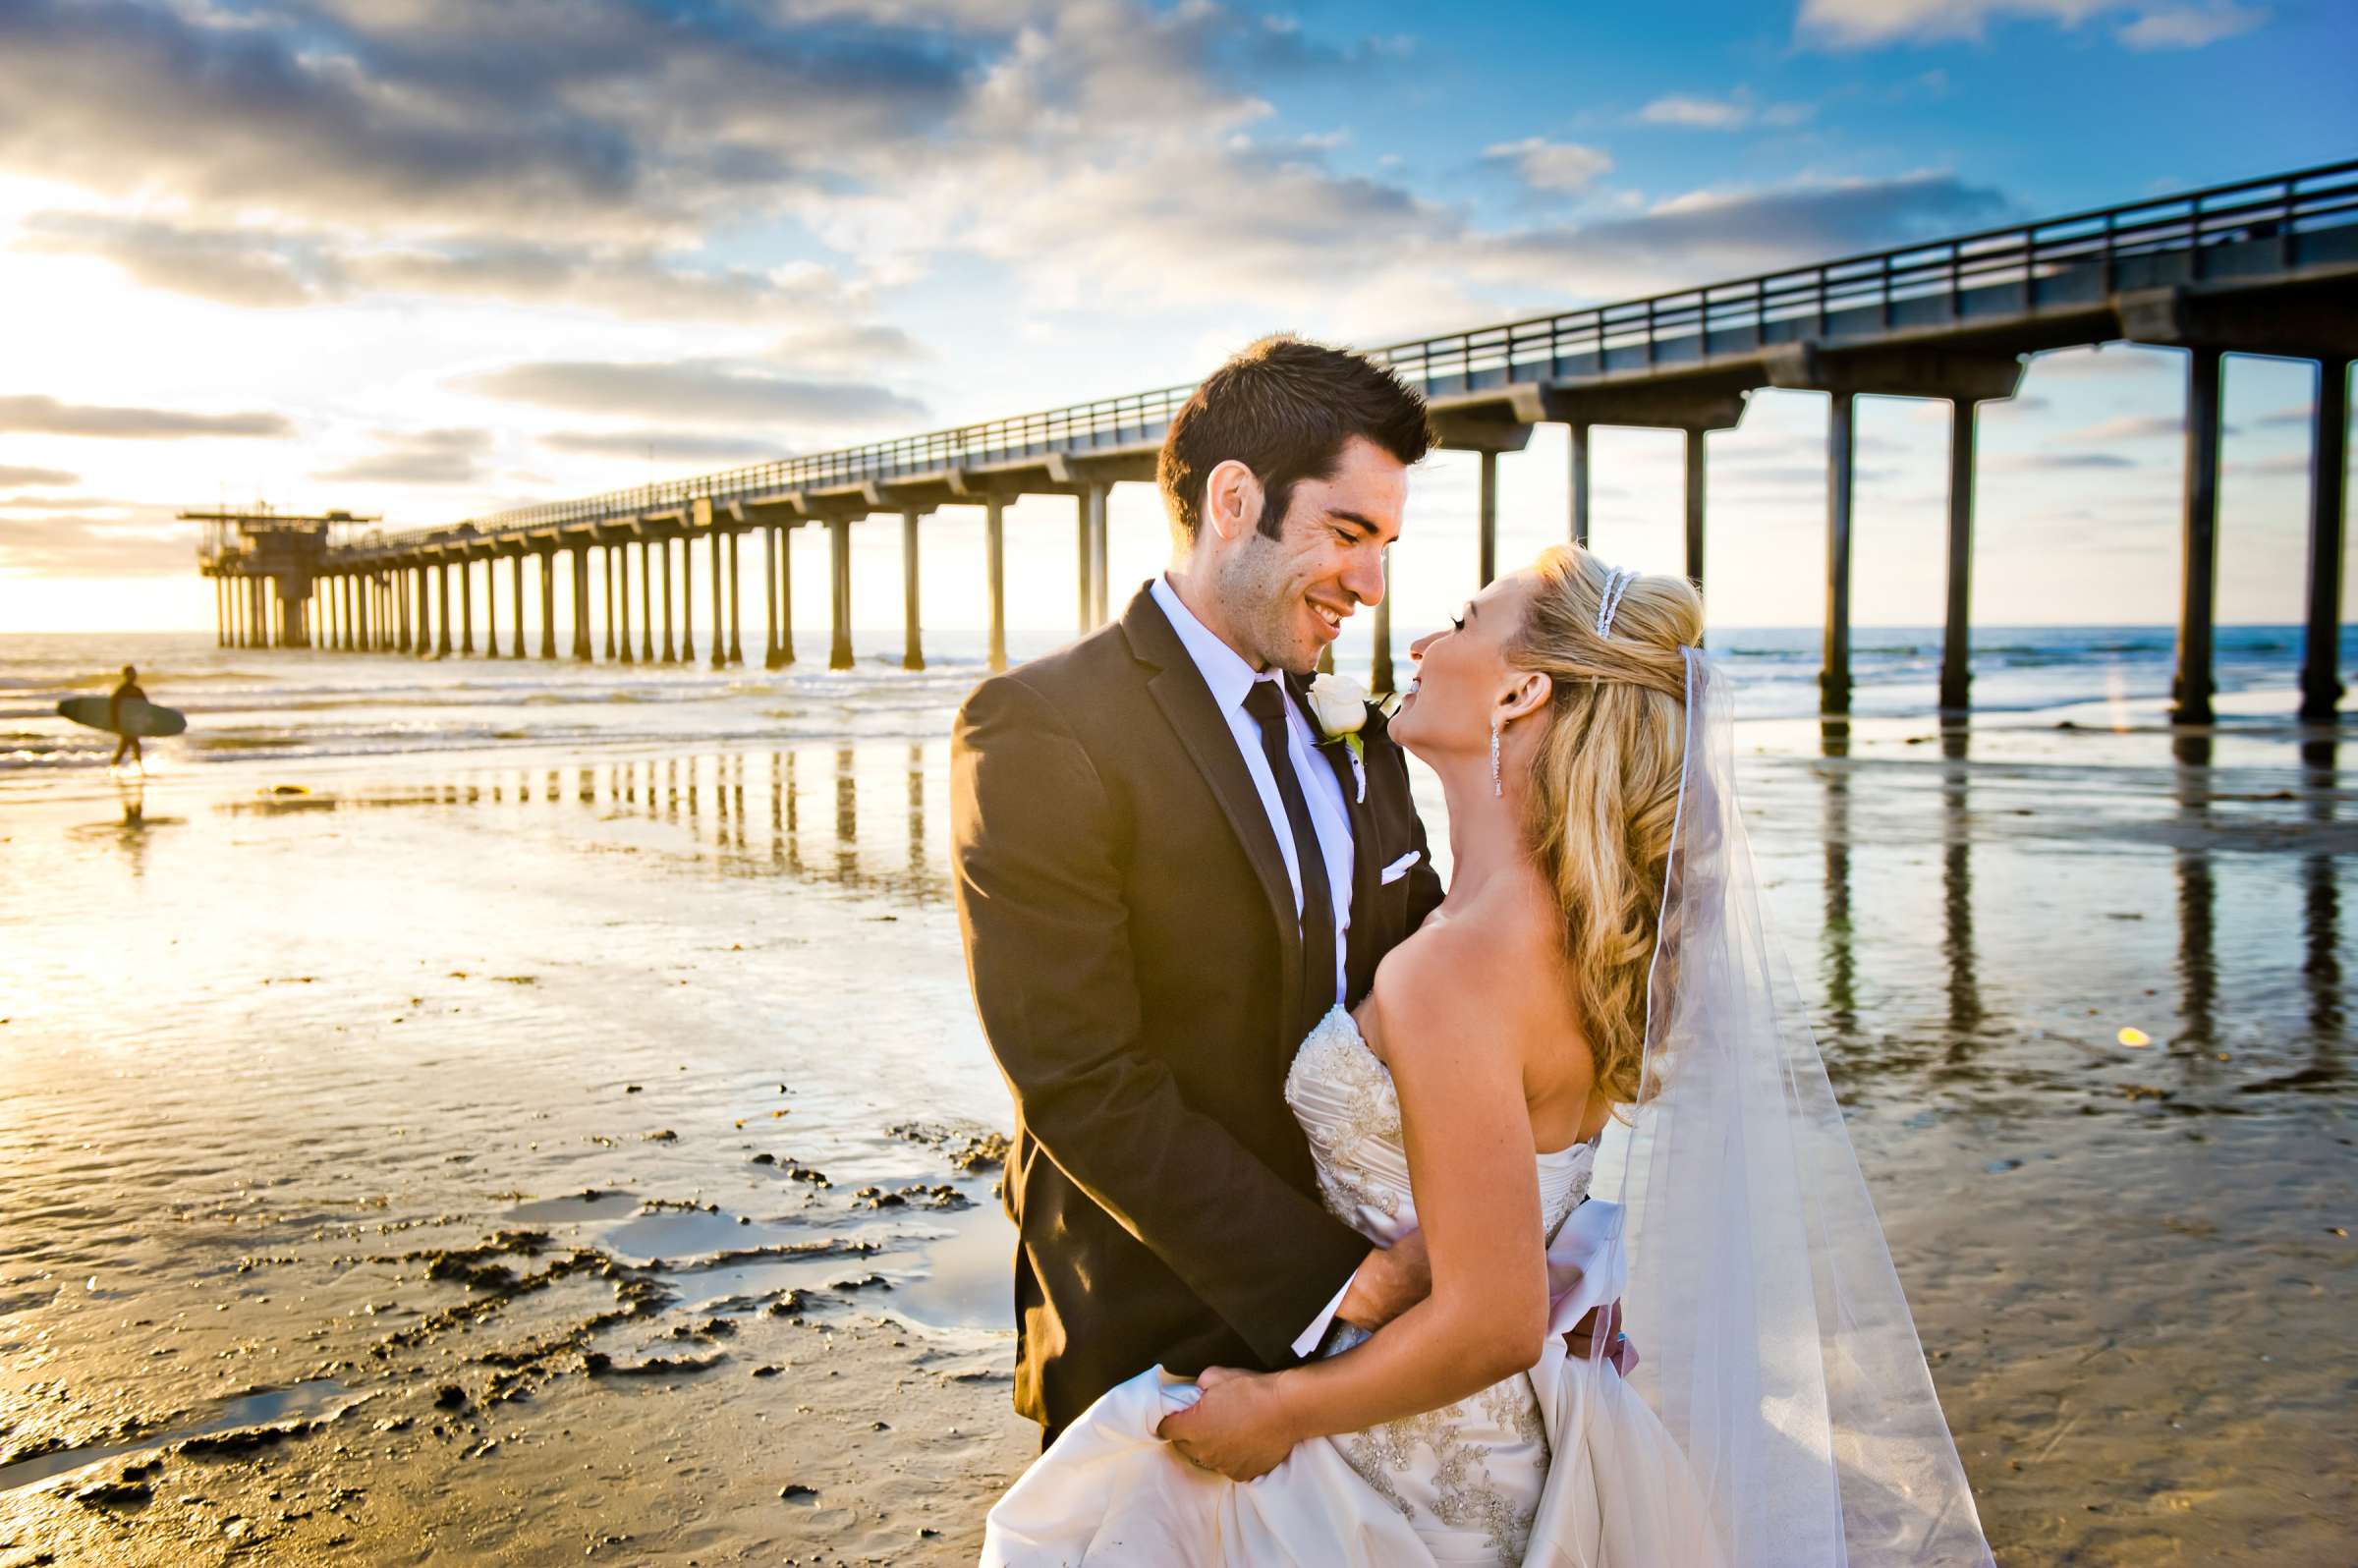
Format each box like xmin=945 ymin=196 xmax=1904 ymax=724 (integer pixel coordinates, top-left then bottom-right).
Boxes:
xmin=0 ymin=0 xmax=2353 ymax=638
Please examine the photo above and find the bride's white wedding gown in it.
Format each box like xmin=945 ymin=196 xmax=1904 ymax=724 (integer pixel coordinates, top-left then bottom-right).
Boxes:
xmin=980 ymin=1007 xmax=1721 ymax=1567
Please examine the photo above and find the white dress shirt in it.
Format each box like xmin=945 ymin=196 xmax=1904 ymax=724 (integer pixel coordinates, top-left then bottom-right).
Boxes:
xmin=1148 ymin=576 xmax=1355 ymax=1002
xmin=1149 ymin=575 xmax=1361 ymax=1355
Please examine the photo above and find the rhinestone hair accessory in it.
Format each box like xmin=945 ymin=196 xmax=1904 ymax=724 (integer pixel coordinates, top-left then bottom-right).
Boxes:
xmin=1594 ymin=566 xmax=1640 ymax=639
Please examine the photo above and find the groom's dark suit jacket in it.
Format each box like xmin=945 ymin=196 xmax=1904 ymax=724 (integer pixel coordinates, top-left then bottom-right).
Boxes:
xmin=951 ymin=584 xmax=1446 ymax=1436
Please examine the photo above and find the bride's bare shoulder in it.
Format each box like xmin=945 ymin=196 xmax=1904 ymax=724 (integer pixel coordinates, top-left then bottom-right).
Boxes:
xmin=1364 ymin=899 xmax=1556 ymax=1066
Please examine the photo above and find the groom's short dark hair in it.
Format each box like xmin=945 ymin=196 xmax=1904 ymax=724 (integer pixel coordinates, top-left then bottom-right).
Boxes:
xmin=1158 ymin=336 xmax=1432 ymax=542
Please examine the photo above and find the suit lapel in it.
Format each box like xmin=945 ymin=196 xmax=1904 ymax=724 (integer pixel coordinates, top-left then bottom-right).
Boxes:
xmin=1286 ymin=674 xmax=1381 ymax=1005
xmin=1126 ymin=590 xmax=1304 ymax=1036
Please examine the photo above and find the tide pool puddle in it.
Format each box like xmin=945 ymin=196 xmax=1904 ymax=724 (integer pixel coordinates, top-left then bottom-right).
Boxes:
xmin=0 ymin=1377 xmax=356 ymax=1493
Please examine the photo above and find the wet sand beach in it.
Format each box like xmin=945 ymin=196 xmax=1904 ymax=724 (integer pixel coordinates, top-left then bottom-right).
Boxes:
xmin=1 ymin=635 xmax=2353 ymax=1566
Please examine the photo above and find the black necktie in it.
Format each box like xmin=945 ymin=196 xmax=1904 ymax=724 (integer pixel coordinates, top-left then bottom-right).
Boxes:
xmin=1243 ymin=680 xmax=1336 ymax=1028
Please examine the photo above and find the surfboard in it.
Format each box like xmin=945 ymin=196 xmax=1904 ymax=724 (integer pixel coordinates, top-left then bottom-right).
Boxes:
xmin=57 ymin=695 xmax=189 ymax=739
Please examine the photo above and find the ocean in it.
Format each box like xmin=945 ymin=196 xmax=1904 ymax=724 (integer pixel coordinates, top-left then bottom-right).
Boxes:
xmin=4 ymin=621 xmax=2350 ymax=776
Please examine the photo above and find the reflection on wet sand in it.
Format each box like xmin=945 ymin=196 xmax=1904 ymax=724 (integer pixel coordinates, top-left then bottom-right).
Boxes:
xmin=201 ymin=722 xmax=2354 ymax=1123
xmin=2294 ymin=747 xmax=2346 ymax=1092
xmin=1939 ymin=722 xmax=1983 ymax=1052
xmin=207 ymin=743 xmax=960 ymax=909
xmin=1819 ymin=746 xmax=1858 ymax=1045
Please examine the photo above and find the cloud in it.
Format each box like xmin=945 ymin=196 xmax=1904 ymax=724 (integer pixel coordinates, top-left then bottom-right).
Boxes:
xmin=1639 ymin=94 xmax=1751 ymax=130
xmin=0 ymin=466 xmax=80 ymax=487
xmin=16 ymin=212 xmax=333 ymax=307
xmin=1633 ymin=91 xmax=1815 ymax=132
xmin=314 ymin=428 xmax=493 ymax=486
xmin=351 ymin=246 xmax=844 ymax=320
xmin=2252 ymin=403 xmax=2314 ymax=427
xmin=18 ymin=211 xmax=858 ymax=318
xmin=1998 ymin=451 xmax=2140 ymax=470
xmin=0 ymin=395 xmax=290 ymax=439
xmin=765 ymin=321 xmax=934 ymax=373
xmin=455 ymin=361 xmax=928 ymax=428
xmin=1712 ymin=463 xmax=1843 ymax=488
xmin=0 ymin=0 xmax=975 ymax=239
xmin=1471 ymin=173 xmax=2011 ymax=300
xmin=2231 ymin=449 xmax=2317 ymax=475
xmin=2063 ymin=414 xmax=2191 ymax=442
xmin=2116 ymin=2 xmax=2268 ymax=47
xmin=539 ymin=430 xmax=792 ymax=464
xmin=0 ymin=0 xmax=1422 ymax=337
xmin=0 ymin=512 xmax=187 ymax=574
xmin=0 ymin=493 xmax=150 ymax=511
xmin=1797 ymin=0 xmax=2266 ymax=49
xmin=1482 ymin=139 xmax=1615 ymax=195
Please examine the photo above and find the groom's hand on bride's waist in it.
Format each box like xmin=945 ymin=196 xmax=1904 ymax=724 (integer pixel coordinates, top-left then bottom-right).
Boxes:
xmin=1334 ymin=1230 xmax=1431 ymax=1333
xmin=1564 ymin=1301 xmax=1636 ymax=1374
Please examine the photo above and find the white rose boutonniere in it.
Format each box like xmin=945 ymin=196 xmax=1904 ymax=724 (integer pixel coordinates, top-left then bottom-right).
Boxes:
xmin=1307 ymin=673 xmax=1370 ymax=803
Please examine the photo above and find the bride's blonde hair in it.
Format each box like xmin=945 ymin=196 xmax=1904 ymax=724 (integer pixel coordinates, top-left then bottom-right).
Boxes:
xmin=1506 ymin=546 xmax=1702 ymax=1107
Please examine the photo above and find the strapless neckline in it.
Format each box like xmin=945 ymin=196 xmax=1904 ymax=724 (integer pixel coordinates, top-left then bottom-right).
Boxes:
xmin=1309 ymin=1004 xmax=1597 ymax=1164
xmin=1285 ymin=1005 xmax=1597 ymax=1250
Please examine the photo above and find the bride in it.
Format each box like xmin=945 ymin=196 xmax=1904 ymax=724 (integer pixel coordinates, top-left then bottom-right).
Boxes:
xmin=982 ymin=546 xmax=1993 ymax=1567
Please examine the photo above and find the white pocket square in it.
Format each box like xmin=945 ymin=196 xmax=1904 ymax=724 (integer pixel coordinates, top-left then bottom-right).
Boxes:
xmin=1379 ymin=850 xmax=1421 ymax=885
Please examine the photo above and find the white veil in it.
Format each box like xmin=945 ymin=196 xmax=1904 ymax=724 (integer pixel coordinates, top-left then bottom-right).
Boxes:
xmin=1567 ymin=647 xmax=1995 ymax=1566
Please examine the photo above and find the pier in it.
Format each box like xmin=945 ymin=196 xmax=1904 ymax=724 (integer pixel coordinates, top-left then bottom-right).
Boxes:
xmin=196 ymin=160 xmax=2358 ymax=724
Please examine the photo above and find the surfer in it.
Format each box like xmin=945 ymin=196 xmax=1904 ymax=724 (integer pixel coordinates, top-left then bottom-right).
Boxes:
xmin=107 ymin=665 xmax=146 ymax=771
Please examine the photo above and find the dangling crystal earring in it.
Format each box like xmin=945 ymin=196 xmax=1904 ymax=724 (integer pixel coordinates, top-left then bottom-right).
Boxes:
xmin=1489 ymin=716 xmax=1505 ymax=798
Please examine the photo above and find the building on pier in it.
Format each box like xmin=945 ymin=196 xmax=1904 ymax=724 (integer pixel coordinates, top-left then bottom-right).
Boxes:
xmin=192 ymin=507 xmax=381 ymax=651
xmin=200 ymin=159 xmax=2358 ymax=727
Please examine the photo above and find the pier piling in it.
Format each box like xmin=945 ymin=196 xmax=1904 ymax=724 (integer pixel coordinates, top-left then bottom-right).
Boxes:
xmin=617 ymin=544 xmax=633 ymax=665
xmin=1568 ymin=422 xmax=1592 ymax=548
xmin=727 ymin=531 xmax=745 ymax=666
xmin=1682 ymin=428 xmax=1708 ymax=588
xmin=573 ymin=546 xmax=593 ymax=662
xmin=763 ymin=525 xmax=780 ymax=669
xmin=985 ymin=497 xmax=1007 ymax=674
xmin=902 ymin=509 xmax=926 ymax=672
xmin=829 ymin=517 xmax=854 ymax=671
xmin=1940 ymin=400 xmax=1981 ymax=712
xmin=2301 ymin=358 xmax=2350 ymax=721
xmin=1074 ymin=498 xmax=1091 ymax=635
xmin=1477 ymin=450 xmax=1499 ymax=588
xmin=1088 ymin=484 xmax=1110 ymax=631
xmin=639 ymin=539 xmax=655 ymax=663
xmin=659 ymin=539 xmax=675 ymax=662
xmin=1823 ymin=392 xmax=1856 ymax=717
xmin=776 ymin=526 xmax=795 ymax=667
xmin=709 ymin=532 xmax=726 ymax=670
xmin=2172 ymin=346 xmax=2225 ymax=725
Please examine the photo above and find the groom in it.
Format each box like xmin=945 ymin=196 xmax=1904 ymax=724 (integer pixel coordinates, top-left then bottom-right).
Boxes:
xmin=951 ymin=336 xmax=1446 ymax=1446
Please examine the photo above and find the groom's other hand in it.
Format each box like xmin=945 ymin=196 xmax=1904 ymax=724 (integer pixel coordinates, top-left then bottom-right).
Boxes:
xmin=1334 ymin=1230 xmax=1430 ymax=1332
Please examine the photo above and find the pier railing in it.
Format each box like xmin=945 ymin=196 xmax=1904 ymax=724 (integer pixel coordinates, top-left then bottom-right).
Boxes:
xmin=1374 ymin=160 xmax=2358 ymax=394
xmin=369 ymin=157 xmax=2358 ymax=551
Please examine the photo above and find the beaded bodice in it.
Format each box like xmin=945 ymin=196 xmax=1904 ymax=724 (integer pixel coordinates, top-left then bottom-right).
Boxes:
xmin=1283 ymin=1005 xmax=1596 ymax=1250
